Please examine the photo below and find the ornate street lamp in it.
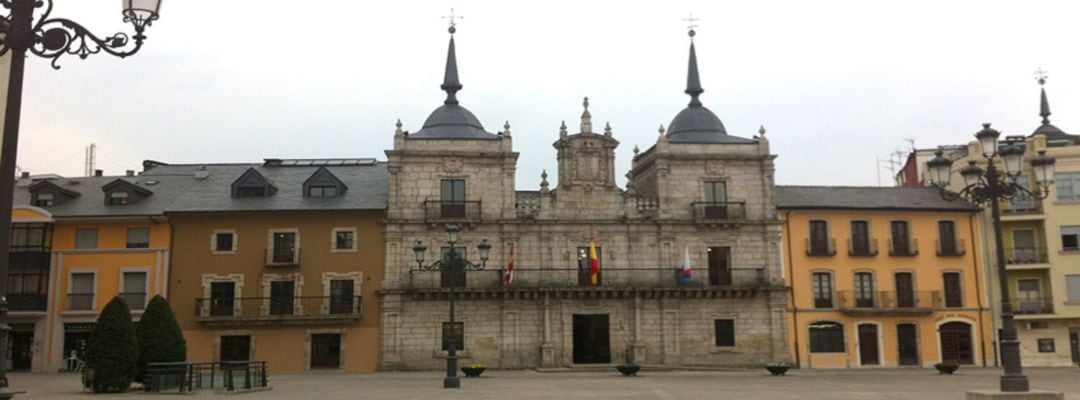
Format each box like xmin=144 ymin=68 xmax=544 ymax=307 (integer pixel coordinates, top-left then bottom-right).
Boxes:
xmin=927 ymin=123 xmax=1056 ymax=393
xmin=0 ymin=1 xmax=162 ymax=396
xmin=411 ymin=225 xmax=490 ymax=388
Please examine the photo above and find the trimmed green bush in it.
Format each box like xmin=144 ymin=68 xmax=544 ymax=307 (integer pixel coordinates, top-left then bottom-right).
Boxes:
xmin=85 ymin=297 xmax=139 ymax=393
xmin=136 ymin=295 xmax=187 ymax=383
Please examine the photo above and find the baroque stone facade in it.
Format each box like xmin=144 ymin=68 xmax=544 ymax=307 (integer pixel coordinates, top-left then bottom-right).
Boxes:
xmin=378 ymin=31 xmax=788 ymax=370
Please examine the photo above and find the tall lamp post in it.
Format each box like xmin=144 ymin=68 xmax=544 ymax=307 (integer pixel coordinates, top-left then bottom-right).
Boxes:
xmin=927 ymin=123 xmax=1056 ymax=393
xmin=411 ymin=225 xmax=490 ymax=388
xmin=0 ymin=0 xmax=162 ymax=395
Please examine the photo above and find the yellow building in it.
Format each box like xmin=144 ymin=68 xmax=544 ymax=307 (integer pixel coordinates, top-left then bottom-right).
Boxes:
xmin=12 ymin=171 xmax=194 ymax=372
xmin=778 ymin=186 xmax=993 ymax=368
xmin=150 ymin=159 xmax=387 ymax=373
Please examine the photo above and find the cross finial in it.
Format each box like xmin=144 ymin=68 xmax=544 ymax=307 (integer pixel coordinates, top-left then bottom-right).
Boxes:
xmin=442 ymin=8 xmax=464 ymax=34
xmin=683 ymin=13 xmax=699 ymax=38
xmin=1034 ymin=67 xmax=1048 ymax=86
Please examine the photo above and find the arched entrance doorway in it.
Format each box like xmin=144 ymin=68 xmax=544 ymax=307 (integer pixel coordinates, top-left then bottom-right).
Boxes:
xmin=939 ymin=321 xmax=973 ymax=364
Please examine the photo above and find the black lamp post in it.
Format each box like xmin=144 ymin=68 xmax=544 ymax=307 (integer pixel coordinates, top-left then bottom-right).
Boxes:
xmin=0 ymin=0 xmax=161 ymax=396
xmin=927 ymin=123 xmax=1056 ymax=393
xmin=411 ymin=224 xmax=490 ymax=388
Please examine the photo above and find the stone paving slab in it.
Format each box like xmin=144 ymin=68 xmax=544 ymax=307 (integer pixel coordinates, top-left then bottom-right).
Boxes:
xmin=9 ymin=367 xmax=1080 ymax=399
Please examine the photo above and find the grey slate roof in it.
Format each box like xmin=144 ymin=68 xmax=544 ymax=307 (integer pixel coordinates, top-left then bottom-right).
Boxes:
xmin=140 ymin=162 xmax=388 ymax=212
xmin=665 ymin=40 xmax=756 ymax=145
xmin=13 ymin=174 xmax=200 ymax=218
xmin=775 ymin=185 xmax=979 ymax=211
xmin=407 ymin=34 xmax=500 ymax=141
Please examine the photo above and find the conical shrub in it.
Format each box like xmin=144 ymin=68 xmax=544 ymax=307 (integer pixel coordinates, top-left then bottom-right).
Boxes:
xmin=85 ymin=297 xmax=139 ymax=393
xmin=136 ymin=295 xmax=187 ymax=383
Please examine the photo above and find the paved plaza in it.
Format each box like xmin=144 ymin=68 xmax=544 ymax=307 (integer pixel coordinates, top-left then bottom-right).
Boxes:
xmin=10 ymin=367 xmax=1080 ymax=399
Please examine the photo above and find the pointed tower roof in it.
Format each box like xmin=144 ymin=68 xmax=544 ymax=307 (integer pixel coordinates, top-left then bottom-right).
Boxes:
xmin=409 ymin=24 xmax=499 ymax=140
xmin=1029 ymin=72 xmax=1077 ymax=143
xmin=666 ymin=28 xmax=755 ymax=144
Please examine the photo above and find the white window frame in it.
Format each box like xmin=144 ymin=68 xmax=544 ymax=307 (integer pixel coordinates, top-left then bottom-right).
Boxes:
xmin=330 ymin=227 xmax=358 ymax=253
xmin=211 ymin=229 xmax=238 ymax=255
xmin=1061 ymin=225 xmax=1080 ymax=252
xmin=119 ymin=267 xmax=151 ymax=311
xmin=1066 ymin=275 xmax=1080 ymax=303
xmin=66 ymin=269 xmax=98 ymax=314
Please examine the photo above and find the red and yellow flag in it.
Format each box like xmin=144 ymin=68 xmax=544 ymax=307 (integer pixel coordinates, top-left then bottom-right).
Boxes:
xmin=504 ymin=244 xmax=516 ymax=288
xmin=588 ymin=238 xmax=600 ymax=285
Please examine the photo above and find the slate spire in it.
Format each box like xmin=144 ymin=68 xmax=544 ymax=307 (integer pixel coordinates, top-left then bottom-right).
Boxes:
xmin=441 ymin=30 xmax=463 ymax=105
xmin=685 ymin=29 xmax=703 ymax=107
xmin=1039 ymin=78 xmax=1051 ymax=126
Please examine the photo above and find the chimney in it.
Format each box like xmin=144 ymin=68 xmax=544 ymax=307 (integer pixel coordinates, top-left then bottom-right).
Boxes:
xmin=20 ymin=172 xmax=29 ymax=179
xmin=94 ymin=169 xmax=103 ymax=177
xmin=126 ymin=170 xmax=135 ymax=177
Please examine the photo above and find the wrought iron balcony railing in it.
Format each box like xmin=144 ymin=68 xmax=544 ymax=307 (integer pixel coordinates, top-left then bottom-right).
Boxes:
xmin=805 ymin=238 xmax=836 ymax=256
xmin=936 ymin=238 xmax=966 ymax=257
xmin=424 ymin=200 xmax=482 ymax=223
xmin=405 ymin=267 xmax=770 ymax=290
xmin=66 ymin=293 xmax=95 ymax=311
xmin=690 ymin=201 xmax=747 ymax=222
xmin=847 ymin=238 xmax=878 ymax=257
xmin=1005 ymin=247 xmax=1049 ymax=264
xmin=1012 ymin=297 xmax=1054 ymax=314
xmin=8 ymin=293 xmax=47 ymax=312
xmin=888 ymin=238 xmax=919 ymax=257
xmin=836 ymin=290 xmax=942 ymax=313
xmin=194 ymin=295 xmax=362 ymax=325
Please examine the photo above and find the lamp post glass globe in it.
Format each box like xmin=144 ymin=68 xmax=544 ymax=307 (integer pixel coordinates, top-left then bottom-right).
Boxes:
xmin=1031 ymin=150 xmax=1056 ymax=186
xmin=960 ymin=161 xmax=983 ymax=187
xmin=446 ymin=224 xmax=460 ymax=244
xmin=123 ymin=0 xmax=162 ymax=30
xmin=975 ymin=123 xmax=1001 ymax=158
xmin=927 ymin=150 xmax=953 ymax=187
xmin=477 ymin=239 xmax=491 ymax=262
xmin=412 ymin=241 xmax=426 ymax=265
xmin=998 ymin=143 xmax=1026 ymax=176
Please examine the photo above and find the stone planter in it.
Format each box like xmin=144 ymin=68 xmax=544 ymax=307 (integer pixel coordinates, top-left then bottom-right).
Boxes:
xmin=616 ymin=364 xmax=640 ymax=377
xmin=934 ymin=362 xmax=959 ymax=375
xmin=766 ymin=365 xmax=789 ymax=376
xmin=461 ymin=366 xmax=486 ymax=378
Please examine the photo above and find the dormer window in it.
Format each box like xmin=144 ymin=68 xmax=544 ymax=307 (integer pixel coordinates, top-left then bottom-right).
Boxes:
xmin=34 ymin=193 xmax=54 ymax=207
xmin=109 ymin=191 xmax=129 ymax=205
xmin=231 ymin=168 xmax=277 ymax=198
xmin=102 ymin=179 xmax=153 ymax=206
xmin=302 ymin=167 xmax=346 ymax=198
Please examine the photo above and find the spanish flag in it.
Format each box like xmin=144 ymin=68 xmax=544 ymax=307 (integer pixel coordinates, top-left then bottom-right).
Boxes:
xmin=504 ymin=244 xmax=515 ymax=289
xmin=588 ymin=239 xmax=600 ymax=285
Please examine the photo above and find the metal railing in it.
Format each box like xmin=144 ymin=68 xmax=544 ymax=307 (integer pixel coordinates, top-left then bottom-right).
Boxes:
xmin=1005 ymin=247 xmax=1049 ymax=264
xmin=194 ymin=296 xmax=362 ymax=319
xmin=847 ymin=238 xmax=878 ymax=256
xmin=424 ymin=200 xmax=482 ymax=222
xmin=805 ymin=238 xmax=836 ymax=256
xmin=690 ymin=201 xmax=747 ymax=221
xmin=936 ymin=238 xmax=966 ymax=257
xmin=144 ymin=361 xmax=269 ymax=393
xmin=1002 ymin=198 xmax=1042 ymax=215
xmin=837 ymin=290 xmax=942 ymax=311
xmin=406 ymin=267 xmax=770 ymax=290
xmin=67 ymin=293 xmax=94 ymax=311
xmin=1012 ymin=297 xmax=1054 ymax=314
xmin=264 ymin=248 xmax=300 ymax=267
xmin=120 ymin=292 xmax=147 ymax=310
xmin=888 ymin=238 xmax=919 ymax=256
xmin=8 ymin=293 xmax=47 ymax=312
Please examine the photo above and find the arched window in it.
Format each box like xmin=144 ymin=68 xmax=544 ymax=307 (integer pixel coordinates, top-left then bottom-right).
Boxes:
xmin=809 ymin=321 xmax=844 ymax=353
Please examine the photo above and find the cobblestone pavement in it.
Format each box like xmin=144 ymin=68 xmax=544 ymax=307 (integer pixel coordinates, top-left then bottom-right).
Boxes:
xmin=10 ymin=367 xmax=1080 ymax=399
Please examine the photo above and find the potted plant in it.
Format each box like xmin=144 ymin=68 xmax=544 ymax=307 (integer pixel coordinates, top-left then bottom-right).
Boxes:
xmin=616 ymin=349 xmax=641 ymax=377
xmin=934 ymin=361 xmax=960 ymax=375
xmin=461 ymin=363 xmax=486 ymax=378
xmin=765 ymin=362 xmax=789 ymax=376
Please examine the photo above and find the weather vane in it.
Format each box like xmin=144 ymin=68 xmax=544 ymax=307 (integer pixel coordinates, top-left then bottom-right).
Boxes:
xmin=442 ymin=8 xmax=464 ymax=34
xmin=1034 ymin=67 xmax=1048 ymax=86
xmin=683 ymin=13 xmax=699 ymax=38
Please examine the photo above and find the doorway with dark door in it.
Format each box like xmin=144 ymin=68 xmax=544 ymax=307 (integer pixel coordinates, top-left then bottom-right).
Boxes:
xmin=895 ymin=272 xmax=915 ymax=308
xmin=708 ymin=247 xmax=731 ymax=286
xmin=897 ymin=323 xmax=919 ymax=366
xmin=9 ymin=324 xmax=34 ymax=371
xmin=1070 ymin=331 xmax=1080 ymax=364
xmin=270 ymin=280 xmax=295 ymax=315
xmin=572 ymin=314 xmax=610 ymax=364
xmin=939 ymin=322 xmax=973 ymax=364
xmin=310 ymin=334 xmax=341 ymax=369
xmin=221 ymin=335 xmax=251 ymax=361
xmin=858 ymin=324 xmax=880 ymax=366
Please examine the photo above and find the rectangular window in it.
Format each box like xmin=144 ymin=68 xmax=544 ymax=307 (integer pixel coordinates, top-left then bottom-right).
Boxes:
xmin=272 ymin=232 xmax=297 ymax=263
xmin=440 ymin=247 xmax=468 ymax=288
xmin=812 ymin=272 xmax=833 ymax=308
xmin=329 ymin=279 xmax=355 ymax=314
xmin=850 ymin=221 xmax=870 ymax=255
xmin=854 ymin=272 xmax=875 ymax=308
xmin=809 ymin=323 xmax=845 ymax=353
xmin=108 ymin=191 xmax=129 ymax=205
xmin=1066 ymin=275 xmax=1080 ymax=302
xmin=220 ymin=335 xmax=251 ymax=361
xmin=442 ymin=321 xmax=464 ymax=351
xmin=10 ymin=223 xmax=51 ymax=251
xmin=938 ymin=220 xmax=957 ymax=255
xmin=209 ymin=281 xmax=236 ymax=317
xmin=943 ymin=272 xmax=963 ymax=308
xmin=703 ymin=182 xmax=728 ymax=218
xmin=215 ymin=232 xmax=235 ymax=252
xmin=809 ymin=220 xmax=830 ymax=255
xmin=440 ymin=179 xmax=467 ymax=218
xmin=269 ymin=280 xmax=295 ymax=315
xmin=707 ymin=247 xmax=731 ymax=286
xmin=1038 ymin=338 xmax=1056 ymax=353
xmin=126 ymin=228 xmax=150 ymax=249
xmin=335 ymin=230 xmax=355 ymax=251
xmin=68 ymin=273 xmax=95 ymax=311
xmin=75 ymin=229 xmax=98 ymax=250
xmin=891 ymin=221 xmax=911 ymax=255
xmin=236 ymin=186 xmax=266 ymax=198
xmin=1055 ymin=172 xmax=1080 ymax=201
xmin=309 ymin=186 xmax=338 ymax=197
xmin=1062 ymin=226 xmax=1080 ymax=252
xmin=714 ymin=319 xmax=735 ymax=347
xmin=34 ymin=193 xmax=54 ymax=207
xmin=576 ymin=246 xmax=602 ymax=286
xmin=121 ymin=271 xmax=147 ymax=310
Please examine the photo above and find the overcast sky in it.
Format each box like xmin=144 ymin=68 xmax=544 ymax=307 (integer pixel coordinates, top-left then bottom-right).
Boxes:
xmin=14 ymin=0 xmax=1080 ymax=189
